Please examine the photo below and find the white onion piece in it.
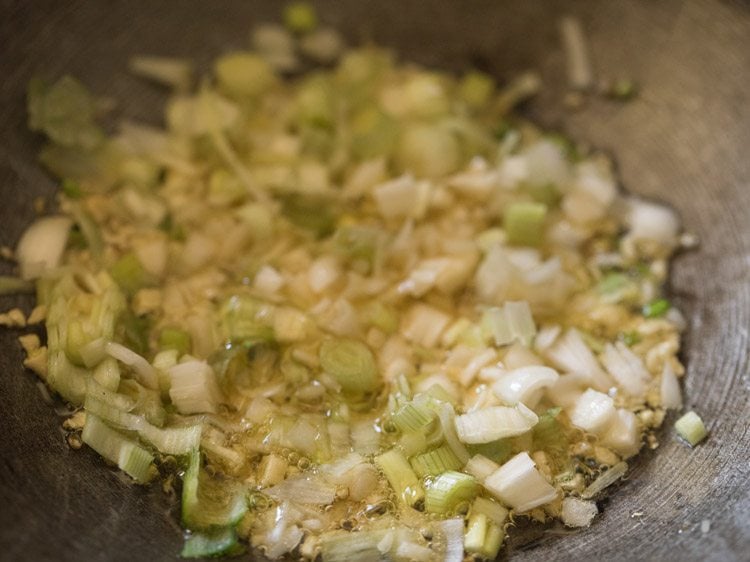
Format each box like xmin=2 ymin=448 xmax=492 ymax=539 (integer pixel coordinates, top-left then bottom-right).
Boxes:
xmin=601 ymin=342 xmax=651 ymax=398
xmin=522 ymin=140 xmax=571 ymax=187
xmin=105 ymin=342 xmax=158 ymax=389
xmin=625 ymin=198 xmax=680 ymax=245
xmin=660 ymin=363 xmax=683 ymax=409
xmin=544 ymin=328 xmax=613 ymax=391
xmin=16 ymin=216 xmax=73 ymax=280
xmin=484 ymin=452 xmax=558 ymax=512
xmin=561 ymin=497 xmax=598 ymax=527
xmin=299 ymin=27 xmax=345 ymax=64
xmin=600 ymin=408 xmax=641 ymax=458
xmin=167 ymin=360 xmax=224 ymax=414
xmin=492 ymin=366 xmax=559 ymax=407
xmin=455 ymin=403 xmax=538 ymax=444
xmin=546 ymin=372 xmax=589 ymax=408
xmin=438 ymin=518 xmax=465 ymax=562
xmin=464 ymin=454 xmax=500 ymax=482
xmin=266 ymin=474 xmax=336 ymax=505
xmin=568 ymin=388 xmax=616 ymax=434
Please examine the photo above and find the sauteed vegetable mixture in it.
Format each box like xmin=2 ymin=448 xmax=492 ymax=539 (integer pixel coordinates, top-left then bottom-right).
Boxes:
xmin=8 ymin=5 xmax=695 ymax=560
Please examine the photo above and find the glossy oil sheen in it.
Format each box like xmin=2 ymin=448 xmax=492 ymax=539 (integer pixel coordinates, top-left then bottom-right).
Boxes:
xmin=0 ymin=1 xmax=748 ymax=560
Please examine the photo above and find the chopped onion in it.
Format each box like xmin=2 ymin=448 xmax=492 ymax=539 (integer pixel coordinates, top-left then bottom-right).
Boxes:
xmin=16 ymin=216 xmax=73 ymax=280
xmin=266 ymin=474 xmax=336 ymax=505
xmin=437 ymin=518 xmax=465 ymax=562
xmin=167 ymin=360 xmax=224 ymax=414
xmin=492 ymin=365 xmax=559 ymax=407
xmin=600 ymin=408 xmax=641 ymax=458
xmin=660 ymin=363 xmax=683 ymax=409
xmin=544 ymin=328 xmax=613 ymax=391
xmin=624 ymin=198 xmax=680 ymax=246
xmin=455 ymin=403 xmax=538 ymax=444
xmin=568 ymin=388 xmax=616 ymax=434
xmin=484 ymin=452 xmax=558 ymax=512
xmin=601 ymin=342 xmax=651 ymax=398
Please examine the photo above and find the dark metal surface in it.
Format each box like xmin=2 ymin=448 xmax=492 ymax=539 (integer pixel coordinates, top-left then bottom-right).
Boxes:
xmin=1 ymin=1 xmax=748 ymax=560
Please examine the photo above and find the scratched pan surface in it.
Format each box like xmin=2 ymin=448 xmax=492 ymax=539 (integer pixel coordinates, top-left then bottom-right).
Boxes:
xmin=0 ymin=1 xmax=748 ymax=560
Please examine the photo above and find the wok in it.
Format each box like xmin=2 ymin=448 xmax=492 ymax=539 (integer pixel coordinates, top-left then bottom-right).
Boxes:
xmin=1 ymin=1 xmax=748 ymax=560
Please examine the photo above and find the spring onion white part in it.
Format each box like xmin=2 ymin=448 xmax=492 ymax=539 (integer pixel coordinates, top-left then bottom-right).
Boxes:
xmin=12 ymin=5 xmax=691 ymax=560
xmin=675 ymin=411 xmax=708 ymax=446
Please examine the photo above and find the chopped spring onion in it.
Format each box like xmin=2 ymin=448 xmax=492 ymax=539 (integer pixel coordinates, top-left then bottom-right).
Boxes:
xmin=411 ymin=444 xmax=463 ymax=477
xmin=283 ymin=1 xmax=317 ymax=34
xmin=643 ymin=298 xmax=671 ymax=318
xmin=464 ymin=454 xmax=500 ymax=482
xmin=483 ymin=452 xmax=558 ymax=512
xmin=81 ymin=414 xmax=155 ymax=483
xmin=167 ymin=360 xmax=224 ymax=415
xmin=425 ymin=471 xmax=479 ymax=514
xmin=319 ymin=338 xmax=379 ymax=394
xmin=470 ymin=496 xmax=509 ymax=526
xmin=0 ymin=276 xmax=35 ymax=295
xmin=437 ymin=518 xmax=465 ymax=562
xmin=374 ymin=449 xmax=424 ymax=507
xmin=158 ymin=327 xmax=191 ymax=356
xmin=675 ymin=411 xmax=708 ymax=446
xmin=181 ymin=450 xmax=248 ymax=529
xmin=482 ymin=301 xmax=537 ymax=347
xmin=454 ymin=403 xmax=538 ymax=444
xmin=581 ymin=461 xmax=628 ymax=499
xmin=504 ymin=202 xmax=547 ymax=247
xmin=181 ymin=527 xmax=239 ymax=559
xmin=105 ymin=342 xmax=158 ymax=390
xmin=391 ymin=400 xmax=435 ymax=433
xmin=266 ymin=474 xmax=337 ymax=505
xmin=320 ymin=529 xmax=390 ymax=562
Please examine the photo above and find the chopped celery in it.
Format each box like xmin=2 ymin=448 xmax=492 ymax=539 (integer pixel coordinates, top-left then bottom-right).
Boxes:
xmin=527 ymin=182 xmax=561 ymax=207
xmin=159 ymin=327 xmax=192 ymax=356
xmin=61 ymin=178 xmax=83 ymax=199
xmin=675 ymin=411 xmax=708 ymax=446
xmin=374 ymin=449 xmax=424 ymax=507
xmin=319 ymin=338 xmax=379 ymax=394
xmin=503 ymin=202 xmax=547 ymax=246
xmin=411 ymin=444 xmax=463 ymax=477
xmin=181 ymin=527 xmax=240 ymax=559
xmin=425 ymin=471 xmax=479 ymax=514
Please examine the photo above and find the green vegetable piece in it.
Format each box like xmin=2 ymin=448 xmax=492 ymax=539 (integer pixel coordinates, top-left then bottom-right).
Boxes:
xmin=391 ymin=401 xmax=435 ymax=433
xmin=62 ymin=178 xmax=83 ymax=199
xmin=620 ymin=330 xmax=642 ymax=347
xmin=110 ymin=252 xmax=149 ymax=297
xmin=411 ymin=445 xmax=463 ymax=477
xmin=28 ymin=75 xmax=104 ymax=149
xmin=214 ymin=52 xmax=275 ymax=98
xmin=159 ymin=327 xmax=192 ymax=356
xmin=425 ymin=471 xmax=478 ymax=514
xmin=181 ymin=527 xmax=240 ymax=559
xmin=467 ymin=439 xmax=513 ymax=465
xmin=374 ymin=449 xmax=424 ymax=507
xmin=675 ymin=411 xmax=708 ymax=446
xmin=643 ymin=298 xmax=671 ymax=318
xmin=480 ymin=523 xmax=505 ymax=559
xmin=607 ymin=79 xmax=639 ymax=101
xmin=459 ymin=71 xmax=495 ymax=109
xmin=527 ymin=182 xmax=562 ymax=207
xmin=280 ymin=193 xmax=338 ymax=238
xmin=503 ymin=202 xmax=547 ymax=246
xmin=283 ymin=1 xmax=318 ymax=34
xmin=349 ymin=106 xmax=399 ymax=160
xmin=319 ymin=338 xmax=379 ymax=394
xmin=119 ymin=311 xmax=152 ymax=356
xmin=221 ymin=295 xmax=275 ymax=345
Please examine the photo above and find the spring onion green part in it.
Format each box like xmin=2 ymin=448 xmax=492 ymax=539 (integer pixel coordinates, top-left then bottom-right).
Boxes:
xmin=11 ymin=8 xmax=691 ymax=560
xmin=319 ymin=338 xmax=379 ymax=394
xmin=181 ymin=527 xmax=239 ymax=559
xmin=425 ymin=471 xmax=479 ymax=514
xmin=375 ymin=449 xmax=424 ymax=507
xmin=675 ymin=411 xmax=708 ymax=446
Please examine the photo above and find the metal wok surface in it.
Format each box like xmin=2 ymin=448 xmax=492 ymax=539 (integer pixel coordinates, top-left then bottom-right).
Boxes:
xmin=1 ymin=1 xmax=748 ymax=560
